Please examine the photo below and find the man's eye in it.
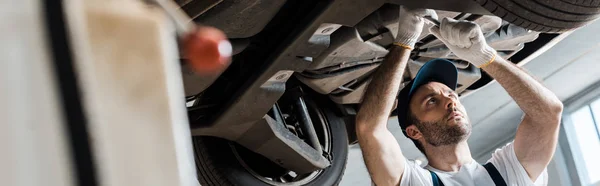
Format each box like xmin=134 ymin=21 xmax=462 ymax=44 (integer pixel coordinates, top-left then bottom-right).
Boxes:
xmin=427 ymin=98 xmax=437 ymax=105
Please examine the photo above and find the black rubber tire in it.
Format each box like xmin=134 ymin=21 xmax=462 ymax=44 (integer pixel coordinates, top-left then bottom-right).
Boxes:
xmin=193 ymin=100 xmax=349 ymax=186
xmin=474 ymin=0 xmax=600 ymax=33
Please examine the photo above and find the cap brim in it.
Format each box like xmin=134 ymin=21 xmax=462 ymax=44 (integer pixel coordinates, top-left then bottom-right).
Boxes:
xmin=409 ymin=58 xmax=458 ymax=96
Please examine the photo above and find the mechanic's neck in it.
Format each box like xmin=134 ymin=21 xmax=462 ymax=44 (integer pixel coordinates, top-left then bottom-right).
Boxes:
xmin=425 ymin=141 xmax=472 ymax=172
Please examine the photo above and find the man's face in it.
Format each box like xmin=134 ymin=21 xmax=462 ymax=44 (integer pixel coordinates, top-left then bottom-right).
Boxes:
xmin=408 ymin=82 xmax=471 ymax=146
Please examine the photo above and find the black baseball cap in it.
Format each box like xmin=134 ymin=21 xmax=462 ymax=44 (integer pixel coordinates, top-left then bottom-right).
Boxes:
xmin=396 ymin=58 xmax=458 ymax=137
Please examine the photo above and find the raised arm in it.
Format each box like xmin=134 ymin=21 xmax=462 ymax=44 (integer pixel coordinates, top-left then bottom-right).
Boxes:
xmin=482 ymin=57 xmax=562 ymax=181
xmin=356 ymin=46 xmax=411 ymax=186
xmin=356 ymin=7 xmax=436 ymax=185
xmin=430 ymin=18 xmax=563 ymax=181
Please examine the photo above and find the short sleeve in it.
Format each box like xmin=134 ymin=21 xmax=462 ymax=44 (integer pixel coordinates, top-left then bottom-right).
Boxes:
xmin=487 ymin=142 xmax=548 ymax=186
xmin=399 ymin=158 xmax=434 ymax=186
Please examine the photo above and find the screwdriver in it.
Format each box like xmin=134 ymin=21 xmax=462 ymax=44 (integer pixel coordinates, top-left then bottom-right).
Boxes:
xmin=424 ymin=16 xmax=440 ymax=27
xmin=150 ymin=0 xmax=232 ymax=75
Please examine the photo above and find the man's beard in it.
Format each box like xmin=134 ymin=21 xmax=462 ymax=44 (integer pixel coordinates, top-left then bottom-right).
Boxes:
xmin=412 ymin=110 xmax=472 ymax=147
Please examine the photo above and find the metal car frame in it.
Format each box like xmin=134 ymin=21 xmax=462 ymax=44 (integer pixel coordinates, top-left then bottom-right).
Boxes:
xmin=189 ymin=0 xmax=556 ymax=174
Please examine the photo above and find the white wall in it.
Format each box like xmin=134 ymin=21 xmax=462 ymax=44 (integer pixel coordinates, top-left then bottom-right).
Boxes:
xmin=342 ymin=145 xmax=372 ymax=185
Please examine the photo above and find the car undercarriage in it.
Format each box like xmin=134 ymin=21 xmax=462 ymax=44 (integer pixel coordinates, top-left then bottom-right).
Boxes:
xmin=180 ymin=0 xmax=592 ymax=185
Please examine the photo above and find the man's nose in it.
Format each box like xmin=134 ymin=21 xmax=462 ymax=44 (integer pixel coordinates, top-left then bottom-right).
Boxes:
xmin=444 ymin=96 xmax=457 ymax=110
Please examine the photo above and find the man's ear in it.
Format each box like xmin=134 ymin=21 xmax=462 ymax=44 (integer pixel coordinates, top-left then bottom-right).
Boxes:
xmin=405 ymin=125 xmax=422 ymax=140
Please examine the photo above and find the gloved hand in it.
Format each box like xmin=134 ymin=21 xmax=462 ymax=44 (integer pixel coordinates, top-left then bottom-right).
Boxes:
xmin=394 ymin=6 xmax=437 ymax=50
xmin=429 ymin=17 xmax=497 ymax=68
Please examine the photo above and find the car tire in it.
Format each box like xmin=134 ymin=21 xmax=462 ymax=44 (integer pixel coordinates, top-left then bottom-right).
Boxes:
xmin=474 ymin=0 xmax=600 ymax=33
xmin=193 ymin=97 xmax=349 ymax=186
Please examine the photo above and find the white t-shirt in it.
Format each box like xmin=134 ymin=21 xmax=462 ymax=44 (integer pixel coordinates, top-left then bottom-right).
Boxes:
xmin=399 ymin=143 xmax=548 ymax=186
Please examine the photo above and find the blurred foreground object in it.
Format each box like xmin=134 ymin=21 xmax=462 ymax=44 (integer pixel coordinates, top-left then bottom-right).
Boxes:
xmin=150 ymin=0 xmax=232 ymax=76
xmin=183 ymin=26 xmax=231 ymax=75
xmin=63 ymin=0 xmax=199 ymax=185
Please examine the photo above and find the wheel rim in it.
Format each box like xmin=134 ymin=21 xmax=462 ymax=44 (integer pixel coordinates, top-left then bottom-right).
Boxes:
xmin=230 ymin=97 xmax=333 ymax=185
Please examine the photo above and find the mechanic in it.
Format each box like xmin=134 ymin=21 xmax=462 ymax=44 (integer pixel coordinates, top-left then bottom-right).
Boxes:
xmin=355 ymin=6 xmax=563 ymax=186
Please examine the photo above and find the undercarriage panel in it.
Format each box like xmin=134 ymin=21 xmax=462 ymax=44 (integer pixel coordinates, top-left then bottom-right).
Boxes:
xmin=297 ymin=5 xmax=539 ymax=104
xmin=193 ymin=0 xmax=287 ymax=38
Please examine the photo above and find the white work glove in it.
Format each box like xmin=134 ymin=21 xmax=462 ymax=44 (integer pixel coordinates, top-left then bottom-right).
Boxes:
xmin=429 ymin=17 xmax=497 ymax=68
xmin=394 ymin=6 xmax=437 ymax=49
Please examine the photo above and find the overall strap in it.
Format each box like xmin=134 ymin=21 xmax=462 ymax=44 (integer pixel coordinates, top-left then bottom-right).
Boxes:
xmin=483 ymin=162 xmax=507 ymax=186
xmin=429 ymin=170 xmax=445 ymax=186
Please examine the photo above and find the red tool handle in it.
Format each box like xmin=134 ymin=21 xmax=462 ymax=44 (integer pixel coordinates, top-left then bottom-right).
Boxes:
xmin=183 ymin=26 xmax=232 ymax=75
